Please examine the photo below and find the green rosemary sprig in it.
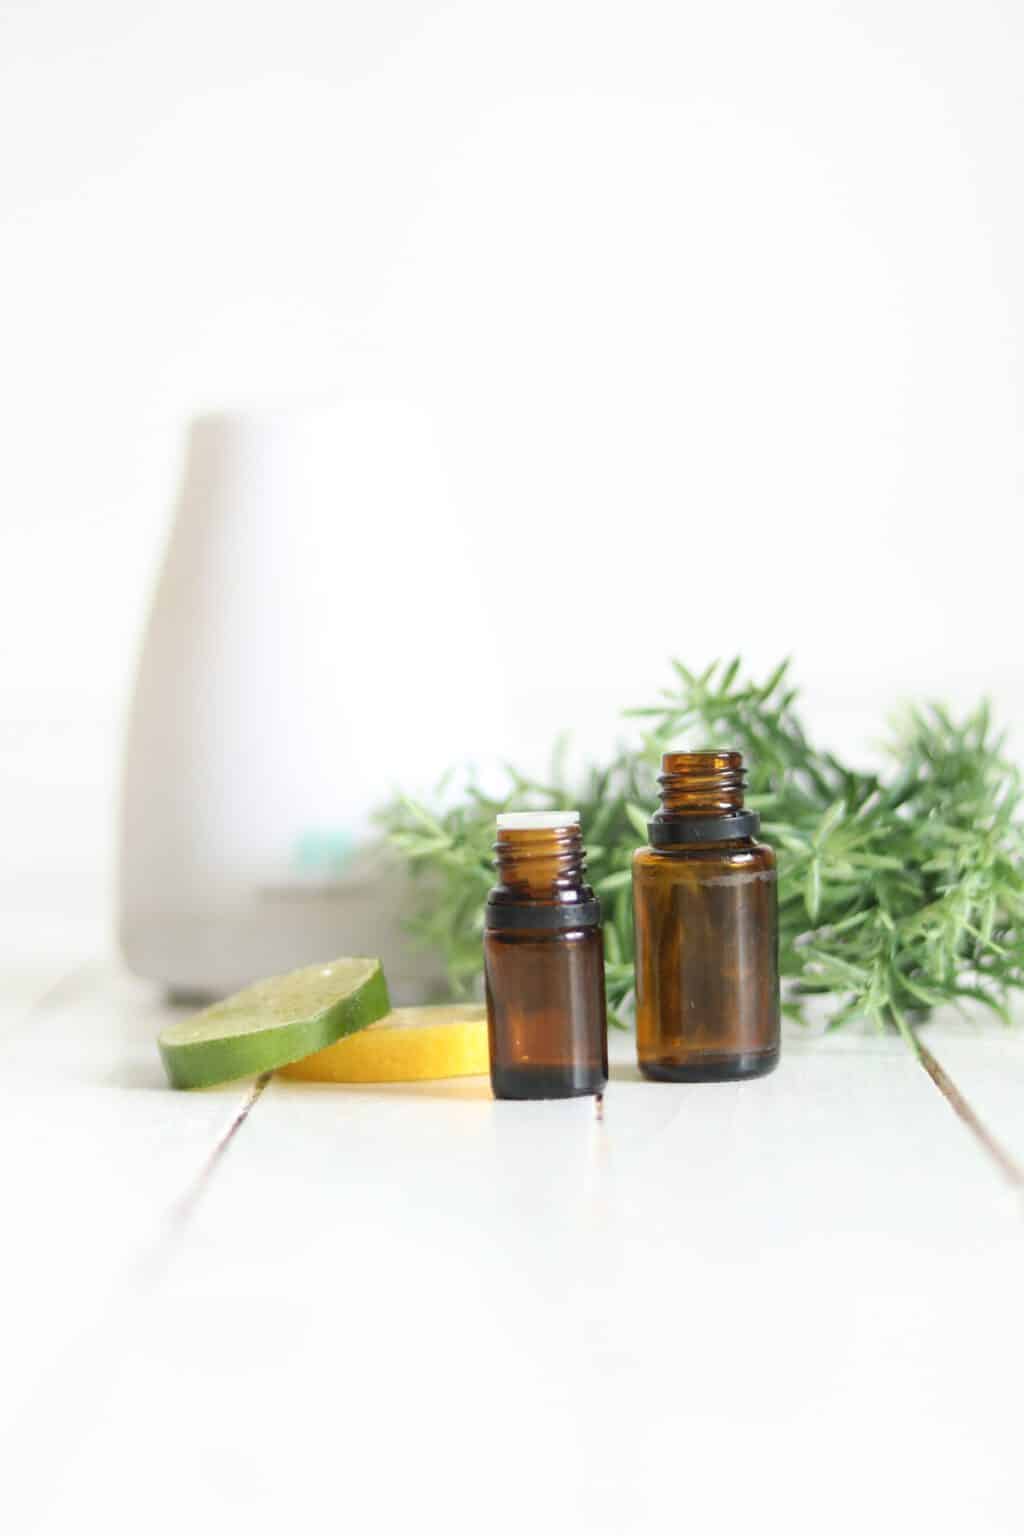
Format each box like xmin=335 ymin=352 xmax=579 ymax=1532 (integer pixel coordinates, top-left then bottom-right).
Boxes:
xmin=380 ymin=659 xmax=1024 ymax=1034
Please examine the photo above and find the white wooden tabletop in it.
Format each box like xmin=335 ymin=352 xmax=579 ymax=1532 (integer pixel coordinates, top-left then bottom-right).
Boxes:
xmin=3 ymin=924 xmax=1022 ymax=1536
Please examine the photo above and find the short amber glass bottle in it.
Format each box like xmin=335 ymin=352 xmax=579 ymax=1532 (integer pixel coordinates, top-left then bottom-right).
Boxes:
xmin=632 ymin=751 xmax=780 ymax=1082
xmin=484 ymin=812 xmax=608 ymax=1099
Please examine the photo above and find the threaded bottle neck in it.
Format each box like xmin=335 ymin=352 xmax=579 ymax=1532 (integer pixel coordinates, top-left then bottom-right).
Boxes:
xmin=493 ymin=814 xmax=587 ymax=899
xmin=658 ymin=751 xmax=746 ymax=815
xmin=648 ymin=751 xmax=758 ymax=846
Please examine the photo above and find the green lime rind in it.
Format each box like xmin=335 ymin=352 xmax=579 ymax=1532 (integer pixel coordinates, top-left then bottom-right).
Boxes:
xmin=158 ymin=957 xmax=390 ymax=1089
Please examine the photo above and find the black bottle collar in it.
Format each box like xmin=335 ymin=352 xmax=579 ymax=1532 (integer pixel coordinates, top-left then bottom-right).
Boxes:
xmin=647 ymin=811 xmax=760 ymax=847
xmin=485 ymin=898 xmax=602 ymax=932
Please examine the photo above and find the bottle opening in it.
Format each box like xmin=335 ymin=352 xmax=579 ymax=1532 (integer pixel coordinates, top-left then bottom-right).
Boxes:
xmin=660 ymin=750 xmax=743 ymax=775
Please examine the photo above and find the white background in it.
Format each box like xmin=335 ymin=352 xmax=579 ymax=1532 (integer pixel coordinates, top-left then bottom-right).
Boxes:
xmin=2 ymin=0 xmax=1022 ymax=940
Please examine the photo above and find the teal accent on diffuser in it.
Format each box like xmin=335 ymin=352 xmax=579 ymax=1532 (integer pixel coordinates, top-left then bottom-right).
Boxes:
xmin=293 ymin=829 xmax=357 ymax=876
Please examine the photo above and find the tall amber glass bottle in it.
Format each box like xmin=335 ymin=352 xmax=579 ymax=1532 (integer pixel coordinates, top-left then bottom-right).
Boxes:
xmin=484 ymin=812 xmax=608 ymax=1099
xmin=633 ymin=751 xmax=780 ymax=1082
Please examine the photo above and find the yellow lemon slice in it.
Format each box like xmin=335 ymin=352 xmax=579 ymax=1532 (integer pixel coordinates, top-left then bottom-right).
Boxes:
xmin=280 ymin=1003 xmax=489 ymax=1083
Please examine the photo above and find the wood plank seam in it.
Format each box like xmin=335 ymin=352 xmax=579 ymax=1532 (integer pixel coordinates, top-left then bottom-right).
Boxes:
xmin=165 ymin=1071 xmax=273 ymax=1232
xmin=914 ymin=1033 xmax=1024 ymax=1192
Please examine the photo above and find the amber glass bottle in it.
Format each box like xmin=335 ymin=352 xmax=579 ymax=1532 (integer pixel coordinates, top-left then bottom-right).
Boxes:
xmin=632 ymin=751 xmax=780 ymax=1082
xmin=484 ymin=812 xmax=608 ymax=1099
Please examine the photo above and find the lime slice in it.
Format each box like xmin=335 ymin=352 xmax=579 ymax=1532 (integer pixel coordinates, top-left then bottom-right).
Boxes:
xmin=279 ymin=1003 xmax=488 ymax=1084
xmin=159 ymin=957 xmax=389 ymax=1089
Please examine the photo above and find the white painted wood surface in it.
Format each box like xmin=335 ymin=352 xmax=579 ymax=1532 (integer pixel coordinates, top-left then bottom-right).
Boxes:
xmin=2 ymin=944 xmax=1021 ymax=1535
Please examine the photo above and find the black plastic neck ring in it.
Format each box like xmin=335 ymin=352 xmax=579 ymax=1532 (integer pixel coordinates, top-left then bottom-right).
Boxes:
xmin=485 ymin=898 xmax=602 ymax=933
xmin=648 ymin=810 xmax=759 ymax=847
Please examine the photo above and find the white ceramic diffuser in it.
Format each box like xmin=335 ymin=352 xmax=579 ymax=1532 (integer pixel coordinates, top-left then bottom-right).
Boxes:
xmin=119 ymin=403 xmax=500 ymax=1001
